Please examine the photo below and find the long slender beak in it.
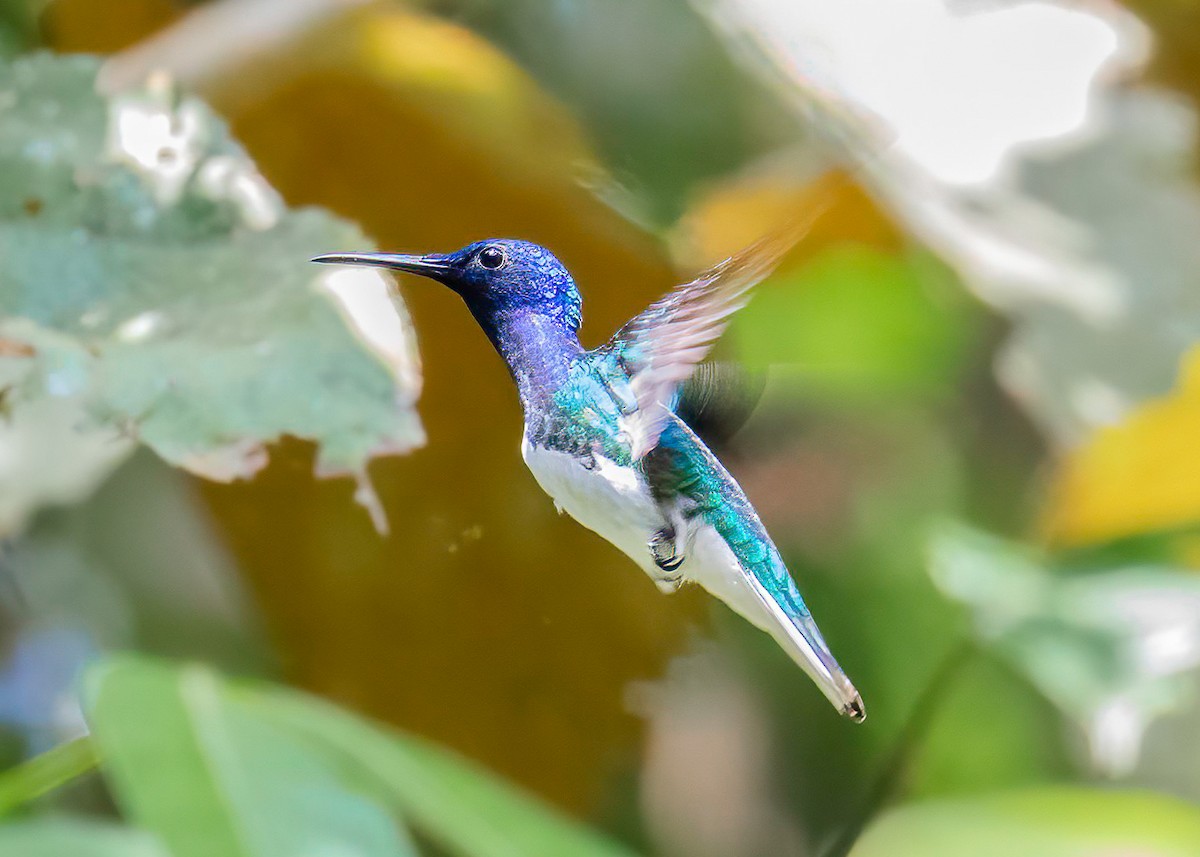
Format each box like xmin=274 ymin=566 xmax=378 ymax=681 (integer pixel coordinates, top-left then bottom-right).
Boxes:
xmin=311 ymin=252 xmax=452 ymax=280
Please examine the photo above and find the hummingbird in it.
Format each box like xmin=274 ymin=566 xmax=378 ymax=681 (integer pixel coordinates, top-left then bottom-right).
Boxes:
xmin=313 ymin=229 xmax=865 ymax=722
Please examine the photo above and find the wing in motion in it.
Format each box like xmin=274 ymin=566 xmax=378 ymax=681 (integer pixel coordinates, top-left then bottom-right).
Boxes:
xmin=604 ymin=210 xmax=825 ymax=459
xmin=674 ymin=361 xmax=766 ymax=449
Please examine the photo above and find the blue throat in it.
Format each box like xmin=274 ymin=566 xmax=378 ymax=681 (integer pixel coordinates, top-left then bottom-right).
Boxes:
xmin=466 ymin=303 xmax=584 ymax=410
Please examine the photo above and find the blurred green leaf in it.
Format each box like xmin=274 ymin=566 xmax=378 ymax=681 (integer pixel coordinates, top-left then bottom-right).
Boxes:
xmin=929 ymin=523 xmax=1200 ymax=775
xmin=906 ymin=653 xmax=1073 ymax=800
xmin=0 ymin=736 xmax=97 ymax=816
xmin=0 ymin=0 xmax=47 ymax=57
xmin=1005 ymin=91 xmax=1200 ymax=442
xmin=256 ymin=687 xmax=641 ymax=857
xmin=48 ymin=451 xmax=262 ymax=668
xmin=850 ymin=787 xmax=1200 ymax=857
xmin=729 ymin=245 xmax=971 ymax=398
xmin=84 ymin=656 xmax=416 ymax=857
xmin=0 ymin=53 xmax=422 ymax=501
xmin=0 ymin=818 xmax=170 ymax=857
xmin=84 ymin=655 xmax=639 ymax=857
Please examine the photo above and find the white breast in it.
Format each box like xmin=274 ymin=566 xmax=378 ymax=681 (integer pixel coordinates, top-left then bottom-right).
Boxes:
xmin=520 ymin=433 xmax=767 ymax=611
xmin=520 ymin=433 xmax=661 ymax=573
xmin=521 ymin=434 xmax=780 ymax=625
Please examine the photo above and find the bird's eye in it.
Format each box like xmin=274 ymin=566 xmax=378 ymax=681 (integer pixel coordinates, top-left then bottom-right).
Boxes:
xmin=478 ymin=246 xmax=507 ymax=270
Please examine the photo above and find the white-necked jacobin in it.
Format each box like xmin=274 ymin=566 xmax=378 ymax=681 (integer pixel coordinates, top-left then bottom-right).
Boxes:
xmin=313 ymin=230 xmax=865 ymax=722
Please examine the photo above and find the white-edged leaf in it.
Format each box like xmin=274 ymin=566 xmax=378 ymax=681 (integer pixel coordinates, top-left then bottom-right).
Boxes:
xmin=0 ymin=54 xmax=422 ymax=522
xmin=929 ymin=523 xmax=1200 ymax=775
xmin=698 ymin=0 xmax=1200 ymax=446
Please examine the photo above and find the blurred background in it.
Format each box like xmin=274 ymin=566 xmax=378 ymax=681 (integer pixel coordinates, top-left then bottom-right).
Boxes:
xmin=2 ymin=1 xmax=1200 ymax=855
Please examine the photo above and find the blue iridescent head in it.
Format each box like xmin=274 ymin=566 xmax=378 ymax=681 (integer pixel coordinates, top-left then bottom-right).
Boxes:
xmin=313 ymin=239 xmax=582 ymax=332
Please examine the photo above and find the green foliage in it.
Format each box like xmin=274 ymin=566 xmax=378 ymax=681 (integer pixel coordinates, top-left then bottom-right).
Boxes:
xmin=460 ymin=0 xmax=791 ymax=225
xmin=730 ymin=245 xmax=973 ymax=398
xmin=0 ymin=0 xmax=46 ymax=58
xmin=86 ymin=657 xmax=416 ymax=857
xmin=0 ymin=818 xmax=169 ymax=857
xmin=0 ymin=53 xmax=421 ymax=526
xmin=78 ymin=656 xmax=637 ymax=857
xmin=0 ymin=737 xmax=96 ymax=816
xmin=929 ymin=523 xmax=1200 ymax=775
xmin=259 ymin=689 xmax=639 ymax=857
xmin=851 ymin=788 xmax=1200 ymax=857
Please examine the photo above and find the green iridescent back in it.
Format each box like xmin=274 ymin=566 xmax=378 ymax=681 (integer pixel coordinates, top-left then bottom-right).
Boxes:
xmin=522 ymin=346 xmax=634 ymax=464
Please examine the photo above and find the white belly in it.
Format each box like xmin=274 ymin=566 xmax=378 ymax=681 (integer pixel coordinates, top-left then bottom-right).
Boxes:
xmin=521 ymin=434 xmax=661 ymax=573
xmin=519 ymin=433 xmax=770 ymax=621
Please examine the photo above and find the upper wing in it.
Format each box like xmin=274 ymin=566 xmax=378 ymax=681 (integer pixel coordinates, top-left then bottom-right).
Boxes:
xmin=605 ymin=212 xmax=822 ymax=460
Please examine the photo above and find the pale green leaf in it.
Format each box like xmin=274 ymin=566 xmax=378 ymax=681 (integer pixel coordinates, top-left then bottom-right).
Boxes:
xmin=0 ymin=818 xmax=170 ymax=857
xmin=0 ymin=53 xmax=422 ymax=503
xmin=83 ymin=655 xmax=636 ymax=857
xmin=84 ymin=656 xmax=416 ymax=857
xmin=253 ymin=687 xmax=641 ymax=857
xmin=0 ymin=389 xmax=133 ymax=537
xmin=850 ymin=787 xmax=1200 ymax=857
xmin=929 ymin=523 xmax=1200 ymax=775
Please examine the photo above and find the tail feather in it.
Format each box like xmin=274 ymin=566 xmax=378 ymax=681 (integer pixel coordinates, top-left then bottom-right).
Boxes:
xmin=743 ymin=571 xmax=866 ymax=722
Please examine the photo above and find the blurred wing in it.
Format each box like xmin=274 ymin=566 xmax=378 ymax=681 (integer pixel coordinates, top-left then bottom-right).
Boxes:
xmin=608 ymin=213 xmax=821 ymax=460
xmin=675 ymin=361 xmax=767 ymax=448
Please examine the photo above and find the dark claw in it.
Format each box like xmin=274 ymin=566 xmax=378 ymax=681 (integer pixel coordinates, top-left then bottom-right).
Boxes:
xmin=649 ymin=526 xmax=684 ymax=573
xmin=657 ymin=554 xmax=683 ymax=572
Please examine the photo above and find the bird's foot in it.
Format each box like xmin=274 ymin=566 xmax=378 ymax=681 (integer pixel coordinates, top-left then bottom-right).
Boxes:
xmin=649 ymin=526 xmax=685 ymax=591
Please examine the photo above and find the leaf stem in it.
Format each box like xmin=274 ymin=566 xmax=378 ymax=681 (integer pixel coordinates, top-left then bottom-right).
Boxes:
xmin=820 ymin=642 xmax=976 ymax=857
xmin=0 ymin=735 xmax=100 ymax=816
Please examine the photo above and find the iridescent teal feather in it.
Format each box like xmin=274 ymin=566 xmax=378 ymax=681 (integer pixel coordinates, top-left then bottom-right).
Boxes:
xmin=646 ymin=415 xmax=813 ymax=621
